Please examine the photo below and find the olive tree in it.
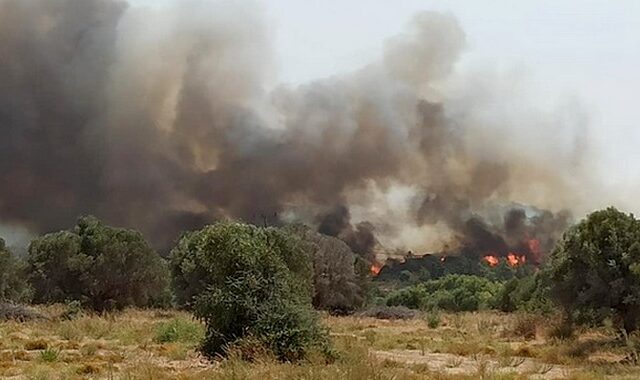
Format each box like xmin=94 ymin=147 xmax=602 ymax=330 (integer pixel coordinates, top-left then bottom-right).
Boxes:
xmin=547 ymin=207 xmax=640 ymax=331
xmin=27 ymin=216 xmax=169 ymax=311
xmin=291 ymin=226 xmax=365 ymax=313
xmin=170 ymin=222 xmax=331 ymax=361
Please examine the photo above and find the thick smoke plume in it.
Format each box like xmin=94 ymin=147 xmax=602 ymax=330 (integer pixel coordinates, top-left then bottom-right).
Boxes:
xmin=0 ymin=0 xmax=589 ymax=259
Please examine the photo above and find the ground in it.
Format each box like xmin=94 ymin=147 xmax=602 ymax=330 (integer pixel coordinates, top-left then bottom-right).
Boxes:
xmin=0 ymin=306 xmax=639 ymax=379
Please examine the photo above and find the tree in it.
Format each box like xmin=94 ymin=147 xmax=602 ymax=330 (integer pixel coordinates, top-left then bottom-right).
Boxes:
xmin=27 ymin=216 xmax=169 ymax=311
xmin=0 ymin=239 xmax=32 ymax=303
xmin=547 ymin=207 xmax=640 ymax=331
xmin=288 ymin=225 xmax=365 ymax=314
xmin=170 ymin=222 xmax=331 ymax=361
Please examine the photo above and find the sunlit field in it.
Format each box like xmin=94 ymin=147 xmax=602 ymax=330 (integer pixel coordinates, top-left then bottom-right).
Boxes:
xmin=1 ymin=306 xmax=639 ymax=380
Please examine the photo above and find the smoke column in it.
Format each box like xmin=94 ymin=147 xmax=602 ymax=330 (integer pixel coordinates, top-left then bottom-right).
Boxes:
xmin=0 ymin=0 xmax=593 ymax=258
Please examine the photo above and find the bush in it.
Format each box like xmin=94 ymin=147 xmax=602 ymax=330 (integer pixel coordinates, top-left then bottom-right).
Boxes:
xmin=497 ymin=273 xmax=553 ymax=314
xmin=385 ymin=286 xmax=428 ymax=309
xmin=386 ymin=275 xmax=502 ymax=312
xmin=171 ymin=224 xmax=312 ymax=308
xmin=170 ymin=222 xmax=331 ymax=362
xmin=547 ymin=207 xmax=640 ymax=331
xmin=40 ymin=348 xmax=59 ymax=363
xmin=154 ymin=318 xmax=204 ymax=344
xmin=0 ymin=239 xmax=32 ymax=303
xmin=425 ymin=312 xmax=441 ymax=328
xmin=27 ymin=216 xmax=169 ymax=311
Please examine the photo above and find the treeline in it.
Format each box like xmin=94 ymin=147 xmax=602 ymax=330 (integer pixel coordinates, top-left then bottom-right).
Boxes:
xmin=381 ymin=273 xmax=551 ymax=314
xmin=1 ymin=216 xmax=366 ymax=313
xmin=379 ymin=207 xmax=640 ymax=335
xmin=0 ymin=216 xmax=367 ymax=361
xmin=3 ymin=207 xmax=640 ymax=360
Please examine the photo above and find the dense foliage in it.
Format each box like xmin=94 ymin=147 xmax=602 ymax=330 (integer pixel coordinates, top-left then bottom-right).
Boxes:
xmin=0 ymin=239 xmax=31 ymax=303
xmin=27 ymin=216 xmax=169 ymax=311
xmin=170 ymin=222 xmax=331 ymax=361
xmin=547 ymin=207 xmax=640 ymax=331
xmin=386 ymin=274 xmax=502 ymax=312
xmin=497 ymin=273 xmax=553 ymax=313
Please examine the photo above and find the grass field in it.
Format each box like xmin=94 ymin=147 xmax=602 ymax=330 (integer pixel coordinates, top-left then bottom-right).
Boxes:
xmin=1 ymin=306 xmax=639 ymax=379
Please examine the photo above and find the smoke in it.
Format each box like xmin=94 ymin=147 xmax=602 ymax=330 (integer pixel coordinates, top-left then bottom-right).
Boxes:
xmin=0 ymin=0 xmax=590 ymax=258
xmin=317 ymin=205 xmax=377 ymax=262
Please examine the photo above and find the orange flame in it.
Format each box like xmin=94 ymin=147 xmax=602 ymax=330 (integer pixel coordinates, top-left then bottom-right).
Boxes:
xmin=506 ymin=253 xmax=526 ymax=267
xmin=483 ymin=255 xmax=499 ymax=267
xmin=370 ymin=263 xmax=382 ymax=276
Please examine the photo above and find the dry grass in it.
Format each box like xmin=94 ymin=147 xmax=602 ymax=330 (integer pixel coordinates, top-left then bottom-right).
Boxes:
xmin=0 ymin=307 xmax=639 ymax=379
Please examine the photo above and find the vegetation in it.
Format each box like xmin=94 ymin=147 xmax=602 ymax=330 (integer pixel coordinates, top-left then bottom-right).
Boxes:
xmin=292 ymin=225 xmax=365 ymax=314
xmin=2 ymin=207 xmax=640 ymax=377
xmin=170 ymin=222 xmax=331 ymax=361
xmin=0 ymin=238 xmax=31 ymax=303
xmin=26 ymin=216 xmax=169 ymax=311
xmin=386 ymin=274 xmax=502 ymax=312
xmin=547 ymin=207 xmax=640 ymax=332
xmin=497 ymin=273 xmax=553 ymax=314
xmin=154 ymin=317 xmax=204 ymax=344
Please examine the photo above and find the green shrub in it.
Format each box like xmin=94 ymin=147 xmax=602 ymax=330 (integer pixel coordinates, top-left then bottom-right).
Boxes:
xmin=154 ymin=318 xmax=204 ymax=344
xmin=170 ymin=222 xmax=331 ymax=362
xmin=497 ymin=273 xmax=553 ymax=314
xmin=386 ymin=275 xmax=502 ymax=312
xmin=0 ymin=238 xmax=32 ymax=303
xmin=27 ymin=216 xmax=169 ymax=311
xmin=385 ymin=285 xmax=428 ymax=309
xmin=171 ymin=223 xmax=312 ymax=308
xmin=40 ymin=348 xmax=59 ymax=362
xmin=426 ymin=312 xmax=441 ymax=328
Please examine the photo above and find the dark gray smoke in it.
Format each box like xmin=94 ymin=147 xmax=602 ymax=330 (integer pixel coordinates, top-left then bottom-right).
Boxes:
xmin=318 ymin=206 xmax=377 ymax=262
xmin=0 ymin=0 xmax=587 ymax=258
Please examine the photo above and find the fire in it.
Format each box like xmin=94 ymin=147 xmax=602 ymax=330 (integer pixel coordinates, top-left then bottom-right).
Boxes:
xmin=440 ymin=256 xmax=446 ymax=263
xmin=483 ymin=255 xmax=499 ymax=267
xmin=506 ymin=253 xmax=526 ymax=267
xmin=527 ymin=238 xmax=542 ymax=263
xmin=370 ymin=263 xmax=382 ymax=276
